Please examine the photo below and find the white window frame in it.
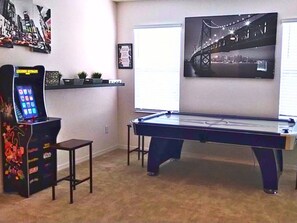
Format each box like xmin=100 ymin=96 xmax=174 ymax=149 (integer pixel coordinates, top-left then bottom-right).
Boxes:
xmin=279 ymin=19 xmax=297 ymax=118
xmin=133 ymin=24 xmax=182 ymax=113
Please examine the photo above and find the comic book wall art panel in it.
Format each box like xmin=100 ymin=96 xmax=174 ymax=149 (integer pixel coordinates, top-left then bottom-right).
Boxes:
xmin=0 ymin=0 xmax=51 ymax=53
xmin=184 ymin=13 xmax=278 ymax=78
xmin=31 ymin=4 xmax=51 ymax=53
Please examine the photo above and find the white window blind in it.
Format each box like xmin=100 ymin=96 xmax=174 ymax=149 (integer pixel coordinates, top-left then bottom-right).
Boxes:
xmin=279 ymin=20 xmax=297 ymax=117
xmin=134 ymin=25 xmax=181 ymax=112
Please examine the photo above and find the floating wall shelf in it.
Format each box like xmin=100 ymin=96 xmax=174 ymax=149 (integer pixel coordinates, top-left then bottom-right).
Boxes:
xmin=45 ymin=83 xmax=125 ymax=90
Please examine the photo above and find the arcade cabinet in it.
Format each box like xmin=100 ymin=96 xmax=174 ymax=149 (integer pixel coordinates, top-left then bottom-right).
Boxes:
xmin=0 ymin=64 xmax=61 ymax=197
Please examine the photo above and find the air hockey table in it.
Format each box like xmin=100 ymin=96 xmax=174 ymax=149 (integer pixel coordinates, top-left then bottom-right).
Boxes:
xmin=132 ymin=111 xmax=297 ymax=194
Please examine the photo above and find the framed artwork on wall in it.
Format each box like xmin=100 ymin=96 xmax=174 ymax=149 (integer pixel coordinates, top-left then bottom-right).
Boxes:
xmin=118 ymin=43 xmax=133 ymax=69
xmin=0 ymin=0 xmax=51 ymax=53
xmin=184 ymin=12 xmax=278 ymax=78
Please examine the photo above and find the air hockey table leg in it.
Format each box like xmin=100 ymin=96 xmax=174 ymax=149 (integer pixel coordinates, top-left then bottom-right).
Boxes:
xmin=147 ymin=137 xmax=183 ymax=176
xmin=252 ymin=147 xmax=281 ymax=194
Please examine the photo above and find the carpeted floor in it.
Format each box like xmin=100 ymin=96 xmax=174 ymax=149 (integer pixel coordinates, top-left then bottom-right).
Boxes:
xmin=0 ymin=149 xmax=297 ymax=223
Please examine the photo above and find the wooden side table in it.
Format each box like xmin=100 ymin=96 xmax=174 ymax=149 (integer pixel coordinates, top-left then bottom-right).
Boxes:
xmin=51 ymin=139 xmax=93 ymax=204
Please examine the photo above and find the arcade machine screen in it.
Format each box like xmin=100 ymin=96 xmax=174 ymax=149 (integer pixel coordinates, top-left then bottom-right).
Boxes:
xmin=16 ymin=86 xmax=38 ymax=119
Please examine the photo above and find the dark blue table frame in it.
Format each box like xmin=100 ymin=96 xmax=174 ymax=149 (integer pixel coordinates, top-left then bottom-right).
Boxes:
xmin=132 ymin=111 xmax=297 ymax=194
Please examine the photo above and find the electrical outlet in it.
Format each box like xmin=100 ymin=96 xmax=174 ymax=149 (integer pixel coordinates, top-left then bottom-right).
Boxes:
xmin=105 ymin=125 xmax=109 ymax=134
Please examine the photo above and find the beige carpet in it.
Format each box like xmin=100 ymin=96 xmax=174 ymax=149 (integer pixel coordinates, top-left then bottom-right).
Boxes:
xmin=0 ymin=149 xmax=297 ymax=223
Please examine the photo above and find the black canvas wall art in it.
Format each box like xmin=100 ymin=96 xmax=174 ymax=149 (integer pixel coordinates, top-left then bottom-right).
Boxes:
xmin=184 ymin=13 xmax=278 ymax=78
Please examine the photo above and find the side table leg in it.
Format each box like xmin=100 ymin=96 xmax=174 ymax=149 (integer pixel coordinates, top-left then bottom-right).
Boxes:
xmin=90 ymin=143 xmax=93 ymax=193
xmin=127 ymin=125 xmax=130 ymax=166
xmin=73 ymin=150 xmax=76 ymax=190
xmin=69 ymin=150 xmax=74 ymax=204
xmin=52 ymin=185 xmax=55 ymax=200
xmin=138 ymin=135 xmax=141 ymax=160
xmin=141 ymin=136 xmax=145 ymax=167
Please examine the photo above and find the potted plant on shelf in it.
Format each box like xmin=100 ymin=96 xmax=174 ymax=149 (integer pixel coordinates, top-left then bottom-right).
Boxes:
xmin=75 ymin=71 xmax=87 ymax=85
xmin=91 ymin=72 xmax=102 ymax=84
xmin=78 ymin=71 xmax=87 ymax=79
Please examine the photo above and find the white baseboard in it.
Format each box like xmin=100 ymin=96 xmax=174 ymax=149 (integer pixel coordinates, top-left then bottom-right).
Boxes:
xmin=57 ymin=144 xmax=119 ymax=171
xmin=119 ymin=145 xmax=297 ymax=171
xmin=118 ymin=144 xmax=149 ymax=151
xmin=118 ymin=144 xmax=127 ymax=150
xmin=284 ymin=164 xmax=297 ymax=171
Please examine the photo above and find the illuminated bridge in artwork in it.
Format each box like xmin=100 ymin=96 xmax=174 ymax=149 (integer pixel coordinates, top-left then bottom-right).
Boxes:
xmin=188 ymin=13 xmax=277 ymax=77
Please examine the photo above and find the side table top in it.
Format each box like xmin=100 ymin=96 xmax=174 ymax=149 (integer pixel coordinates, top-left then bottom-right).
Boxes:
xmin=51 ymin=139 xmax=93 ymax=151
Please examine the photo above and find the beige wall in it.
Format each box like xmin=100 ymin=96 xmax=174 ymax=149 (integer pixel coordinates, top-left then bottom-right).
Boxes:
xmin=1 ymin=0 xmax=297 ymax=193
xmin=0 ymin=0 xmax=118 ymax=190
xmin=116 ymin=0 xmax=297 ymax=169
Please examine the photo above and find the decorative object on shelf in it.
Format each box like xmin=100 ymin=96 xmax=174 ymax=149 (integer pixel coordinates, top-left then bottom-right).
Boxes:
xmin=83 ymin=78 xmax=93 ymax=84
xmin=91 ymin=72 xmax=103 ymax=84
xmin=84 ymin=72 xmax=103 ymax=84
xmin=184 ymin=12 xmax=277 ymax=79
xmin=108 ymin=79 xmax=122 ymax=84
xmin=74 ymin=71 xmax=87 ymax=85
xmin=74 ymin=79 xmax=84 ymax=85
xmin=63 ymin=79 xmax=74 ymax=85
xmin=62 ymin=78 xmax=84 ymax=85
xmin=77 ymin=71 xmax=87 ymax=79
xmin=118 ymin=43 xmax=133 ymax=69
xmin=91 ymin=72 xmax=102 ymax=79
xmin=102 ymin=79 xmax=122 ymax=84
xmin=45 ymin=71 xmax=62 ymax=86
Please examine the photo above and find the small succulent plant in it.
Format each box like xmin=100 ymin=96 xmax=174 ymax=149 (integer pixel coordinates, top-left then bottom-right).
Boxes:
xmin=77 ymin=71 xmax=87 ymax=79
xmin=91 ymin=72 xmax=102 ymax=79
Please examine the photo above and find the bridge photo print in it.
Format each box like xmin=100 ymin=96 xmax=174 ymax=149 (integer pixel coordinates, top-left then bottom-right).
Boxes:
xmin=184 ymin=12 xmax=277 ymax=78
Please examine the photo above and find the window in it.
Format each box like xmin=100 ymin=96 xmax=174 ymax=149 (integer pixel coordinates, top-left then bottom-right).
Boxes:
xmin=134 ymin=25 xmax=182 ymax=112
xmin=279 ymin=20 xmax=297 ymax=117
